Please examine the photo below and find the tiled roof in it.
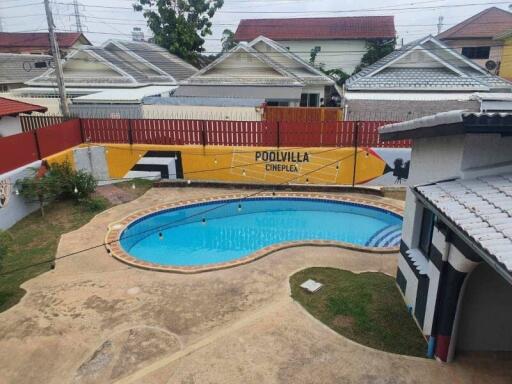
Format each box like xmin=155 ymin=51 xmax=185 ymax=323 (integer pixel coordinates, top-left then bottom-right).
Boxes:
xmin=417 ymin=174 xmax=512 ymax=274
xmin=345 ymin=35 xmax=512 ymax=92
xmin=0 ymin=53 xmax=52 ymax=84
xmin=29 ymin=40 xmax=197 ymax=87
xmin=348 ymin=67 xmax=488 ymax=90
xmin=0 ymin=32 xmax=89 ymax=52
xmin=0 ymin=97 xmax=47 ymax=117
xmin=437 ymin=7 xmax=512 ymax=40
xmin=235 ymin=16 xmax=395 ymax=41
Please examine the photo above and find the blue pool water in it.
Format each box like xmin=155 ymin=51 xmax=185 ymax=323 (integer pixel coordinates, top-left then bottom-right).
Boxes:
xmin=120 ymin=198 xmax=402 ymax=267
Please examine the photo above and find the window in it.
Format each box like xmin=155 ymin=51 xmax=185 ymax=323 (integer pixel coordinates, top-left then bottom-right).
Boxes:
xmin=314 ymin=46 xmax=321 ymax=52
xmin=461 ymin=46 xmax=490 ymax=59
xmin=300 ymin=93 xmax=320 ymax=107
xmin=418 ymin=207 xmax=435 ymax=257
xmin=266 ymin=100 xmax=289 ymax=107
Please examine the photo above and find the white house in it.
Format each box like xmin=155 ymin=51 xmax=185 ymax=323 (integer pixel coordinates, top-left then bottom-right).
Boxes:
xmin=379 ymin=111 xmax=512 ymax=362
xmin=175 ymin=36 xmax=335 ymax=107
xmin=0 ymin=97 xmax=47 ymax=137
xmin=234 ymin=16 xmax=396 ymax=73
xmin=344 ymin=36 xmax=512 ymax=120
xmin=12 ymin=39 xmax=197 ymax=99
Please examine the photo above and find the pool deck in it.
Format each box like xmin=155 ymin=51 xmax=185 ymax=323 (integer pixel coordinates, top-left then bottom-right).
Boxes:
xmin=0 ymin=187 xmax=510 ymax=384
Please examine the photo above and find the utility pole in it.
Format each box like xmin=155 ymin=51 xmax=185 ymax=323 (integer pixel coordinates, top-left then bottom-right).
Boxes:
xmin=437 ymin=16 xmax=444 ymax=35
xmin=73 ymin=0 xmax=83 ymax=33
xmin=43 ymin=0 xmax=70 ymax=117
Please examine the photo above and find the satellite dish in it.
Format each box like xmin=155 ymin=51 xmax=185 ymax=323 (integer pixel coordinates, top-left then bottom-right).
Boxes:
xmin=485 ymin=60 xmax=497 ymax=71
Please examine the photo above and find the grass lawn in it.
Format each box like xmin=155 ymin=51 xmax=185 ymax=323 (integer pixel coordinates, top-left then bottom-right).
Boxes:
xmin=0 ymin=180 xmax=152 ymax=313
xmin=290 ymin=267 xmax=427 ymax=357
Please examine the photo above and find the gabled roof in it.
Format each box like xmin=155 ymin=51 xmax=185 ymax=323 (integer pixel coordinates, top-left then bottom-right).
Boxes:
xmin=345 ymin=35 xmax=512 ymax=92
xmin=27 ymin=40 xmax=197 ymax=88
xmin=248 ymin=36 xmax=334 ymax=86
xmin=0 ymin=32 xmax=90 ymax=52
xmin=437 ymin=7 xmax=512 ymax=40
xmin=0 ymin=53 xmax=52 ymax=84
xmin=0 ymin=97 xmax=47 ymax=117
xmin=181 ymin=43 xmax=304 ymax=87
xmin=235 ymin=16 xmax=395 ymax=41
xmin=181 ymin=38 xmax=333 ymax=88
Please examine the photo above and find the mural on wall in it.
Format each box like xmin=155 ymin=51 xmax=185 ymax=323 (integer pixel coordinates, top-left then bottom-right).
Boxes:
xmin=0 ymin=178 xmax=11 ymax=209
xmin=44 ymin=144 xmax=411 ymax=186
xmin=96 ymin=145 xmax=410 ymax=185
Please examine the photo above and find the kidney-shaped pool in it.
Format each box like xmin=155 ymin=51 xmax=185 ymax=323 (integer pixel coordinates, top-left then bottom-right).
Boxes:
xmin=114 ymin=197 xmax=402 ymax=270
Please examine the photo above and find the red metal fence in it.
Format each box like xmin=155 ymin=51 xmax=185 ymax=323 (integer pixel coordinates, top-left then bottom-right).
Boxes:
xmin=80 ymin=118 xmax=410 ymax=148
xmin=1 ymin=117 xmax=410 ymax=175
xmin=0 ymin=119 xmax=81 ymax=174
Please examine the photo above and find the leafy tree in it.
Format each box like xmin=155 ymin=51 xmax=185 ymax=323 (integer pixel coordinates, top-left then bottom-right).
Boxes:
xmin=221 ymin=28 xmax=236 ymax=52
xmin=321 ymin=68 xmax=350 ymax=87
xmin=309 ymin=46 xmax=321 ymax=65
xmin=15 ymin=170 xmax=61 ymax=217
xmin=353 ymin=38 xmax=396 ymax=74
xmin=133 ymin=0 xmax=224 ymax=64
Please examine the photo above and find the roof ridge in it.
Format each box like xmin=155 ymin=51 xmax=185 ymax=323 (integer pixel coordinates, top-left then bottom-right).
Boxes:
xmin=437 ymin=6 xmax=512 ymax=39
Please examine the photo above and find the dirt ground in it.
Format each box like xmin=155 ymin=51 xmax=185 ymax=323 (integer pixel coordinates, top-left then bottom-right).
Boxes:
xmin=0 ymin=187 xmax=510 ymax=384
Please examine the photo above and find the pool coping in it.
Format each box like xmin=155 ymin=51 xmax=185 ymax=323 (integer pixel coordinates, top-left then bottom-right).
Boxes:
xmin=104 ymin=192 xmax=403 ymax=274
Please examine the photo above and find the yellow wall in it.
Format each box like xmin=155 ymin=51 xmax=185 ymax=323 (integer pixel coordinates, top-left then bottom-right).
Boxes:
xmin=500 ymin=37 xmax=512 ymax=80
xmin=99 ymin=144 xmax=389 ymax=185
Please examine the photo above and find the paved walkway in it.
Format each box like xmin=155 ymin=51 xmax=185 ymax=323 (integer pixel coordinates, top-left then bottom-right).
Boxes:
xmin=0 ymin=188 xmax=509 ymax=384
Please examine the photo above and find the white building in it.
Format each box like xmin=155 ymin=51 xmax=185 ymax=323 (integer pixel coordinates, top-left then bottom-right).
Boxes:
xmin=379 ymin=111 xmax=512 ymax=362
xmin=0 ymin=97 xmax=46 ymax=137
xmin=175 ymin=36 xmax=335 ymax=107
xmin=234 ymin=16 xmax=396 ymax=73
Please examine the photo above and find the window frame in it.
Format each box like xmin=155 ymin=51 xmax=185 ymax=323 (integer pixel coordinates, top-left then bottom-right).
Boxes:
xmin=461 ymin=46 xmax=491 ymax=60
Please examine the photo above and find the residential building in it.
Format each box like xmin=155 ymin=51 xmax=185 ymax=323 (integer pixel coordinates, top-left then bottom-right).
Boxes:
xmin=0 ymin=32 xmax=90 ymax=56
xmin=494 ymin=29 xmax=512 ymax=80
xmin=0 ymin=53 xmax=52 ymax=92
xmin=379 ymin=111 xmax=512 ymax=362
xmin=344 ymin=36 xmax=512 ymax=120
xmin=0 ymin=97 xmax=47 ymax=137
xmin=234 ymin=16 xmax=395 ymax=72
xmin=175 ymin=36 xmax=335 ymax=107
xmin=437 ymin=7 xmax=512 ymax=70
xmin=11 ymin=39 xmax=197 ymax=99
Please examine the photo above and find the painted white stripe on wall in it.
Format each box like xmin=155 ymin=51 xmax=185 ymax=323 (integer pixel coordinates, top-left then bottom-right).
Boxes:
xmin=423 ymin=259 xmax=442 ymax=335
xmin=398 ymin=254 xmax=419 ymax=310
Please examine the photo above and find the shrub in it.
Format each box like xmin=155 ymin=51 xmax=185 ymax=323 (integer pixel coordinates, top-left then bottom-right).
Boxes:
xmin=0 ymin=231 xmax=11 ymax=269
xmin=50 ymin=161 xmax=97 ymax=201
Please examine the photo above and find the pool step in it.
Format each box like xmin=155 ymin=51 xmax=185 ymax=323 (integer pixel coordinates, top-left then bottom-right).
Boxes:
xmin=366 ymin=225 xmax=402 ymax=247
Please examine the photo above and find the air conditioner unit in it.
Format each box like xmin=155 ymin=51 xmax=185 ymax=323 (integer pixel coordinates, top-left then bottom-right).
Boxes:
xmin=485 ymin=60 xmax=498 ymax=74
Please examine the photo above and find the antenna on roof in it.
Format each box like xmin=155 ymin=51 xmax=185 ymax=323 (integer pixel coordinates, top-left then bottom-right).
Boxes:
xmin=437 ymin=15 xmax=444 ymax=35
xmin=73 ymin=0 xmax=83 ymax=33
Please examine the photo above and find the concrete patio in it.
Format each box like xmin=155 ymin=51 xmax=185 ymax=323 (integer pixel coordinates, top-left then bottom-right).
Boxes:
xmin=0 ymin=187 xmax=509 ymax=384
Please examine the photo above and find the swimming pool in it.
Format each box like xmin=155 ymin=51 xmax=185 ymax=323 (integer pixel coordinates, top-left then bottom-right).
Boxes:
xmin=111 ymin=195 xmax=402 ymax=272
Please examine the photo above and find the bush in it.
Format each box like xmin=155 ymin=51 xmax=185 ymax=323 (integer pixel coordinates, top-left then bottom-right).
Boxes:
xmin=50 ymin=162 xmax=97 ymax=201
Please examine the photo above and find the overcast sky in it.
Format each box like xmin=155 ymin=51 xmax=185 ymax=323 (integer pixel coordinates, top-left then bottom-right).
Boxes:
xmin=1 ymin=0 xmax=510 ymax=53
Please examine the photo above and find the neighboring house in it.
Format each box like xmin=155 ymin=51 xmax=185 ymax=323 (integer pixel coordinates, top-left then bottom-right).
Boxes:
xmin=379 ymin=111 xmax=512 ymax=363
xmin=175 ymin=36 xmax=335 ymax=107
xmin=0 ymin=53 xmax=52 ymax=92
xmin=494 ymin=29 xmax=512 ymax=80
xmin=0 ymin=97 xmax=47 ymax=137
xmin=0 ymin=32 xmax=90 ymax=56
xmin=344 ymin=36 xmax=512 ymax=120
xmin=12 ymin=39 xmax=197 ymax=98
xmin=234 ymin=16 xmax=395 ymax=72
xmin=437 ymin=7 xmax=512 ymax=70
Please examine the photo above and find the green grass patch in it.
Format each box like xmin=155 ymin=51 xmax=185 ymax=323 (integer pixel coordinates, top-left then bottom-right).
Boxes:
xmin=290 ymin=267 xmax=427 ymax=357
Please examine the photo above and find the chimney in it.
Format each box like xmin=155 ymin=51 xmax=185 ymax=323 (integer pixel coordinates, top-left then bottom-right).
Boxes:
xmin=132 ymin=27 xmax=144 ymax=42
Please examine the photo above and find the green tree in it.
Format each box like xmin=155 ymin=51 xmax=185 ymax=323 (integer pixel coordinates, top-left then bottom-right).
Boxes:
xmin=322 ymin=68 xmax=350 ymax=86
xmin=133 ymin=0 xmax=224 ymax=64
xmin=353 ymin=39 xmax=396 ymax=74
xmin=15 ymin=170 xmax=61 ymax=217
xmin=221 ymin=28 xmax=236 ymax=52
